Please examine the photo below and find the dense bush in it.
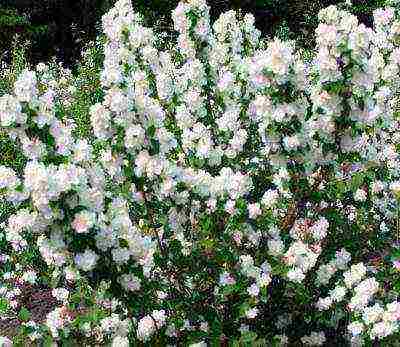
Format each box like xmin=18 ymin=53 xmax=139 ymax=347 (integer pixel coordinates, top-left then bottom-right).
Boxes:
xmin=1 ymin=0 xmax=400 ymax=345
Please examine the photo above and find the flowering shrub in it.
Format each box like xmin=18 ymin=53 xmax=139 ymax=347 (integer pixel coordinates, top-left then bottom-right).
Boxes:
xmin=2 ymin=0 xmax=400 ymax=345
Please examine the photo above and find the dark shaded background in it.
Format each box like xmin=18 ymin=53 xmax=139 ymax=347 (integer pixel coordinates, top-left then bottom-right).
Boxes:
xmin=0 ymin=0 xmax=387 ymax=70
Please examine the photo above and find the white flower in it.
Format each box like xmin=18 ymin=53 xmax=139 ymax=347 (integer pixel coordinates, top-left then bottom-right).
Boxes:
xmin=258 ymin=272 xmax=272 ymax=287
xmin=265 ymin=39 xmax=294 ymax=78
xmin=189 ymin=342 xmax=207 ymax=347
xmin=283 ymin=135 xmax=301 ymax=151
xmin=335 ymin=248 xmax=351 ymax=270
xmin=316 ymin=296 xmax=333 ymax=310
xmin=14 ymin=69 xmax=37 ymax=102
xmin=343 ymin=263 xmax=367 ymax=288
xmin=137 ymin=315 xmax=156 ymax=341
xmin=22 ymin=270 xmax=37 ymax=284
xmin=390 ymin=181 xmax=400 ymax=197
xmin=0 ymin=336 xmax=12 ymax=347
xmin=219 ymin=272 xmax=236 ymax=286
xmin=268 ymin=238 xmax=285 ymax=256
xmin=46 ymin=307 xmax=70 ymax=338
xmin=374 ymin=8 xmax=394 ymax=27
xmin=152 ymin=309 xmax=166 ymax=327
xmin=370 ymin=321 xmax=397 ymax=340
xmin=301 ymin=331 xmax=326 ymax=346
xmin=310 ymin=217 xmax=329 ymax=240
xmin=200 ymin=322 xmax=209 ymax=332
xmin=125 ymin=125 xmax=146 ymax=150
xmin=246 ymin=307 xmax=259 ymax=319
xmin=52 ymin=288 xmax=69 ymax=303
xmin=287 ymin=268 xmax=305 ymax=283
xmin=0 ymin=94 xmax=22 ymax=127
xmin=119 ymin=274 xmax=141 ymax=292
xmin=36 ymin=62 xmax=47 ymax=72
xmin=384 ymin=301 xmax=400 ymax=322
xmin=247 ymin=283 xmax=260 ymax=297
xmin=284 ymin=241 xmax=320 ymax=273
xmin=112 ymin=247 xmax=131 ymax=264
xmin=217 ymin=71 xmax=235 ymax=91
xmin=225 ymin=200 xmax=236 ymax=214
xmin=81 ymin=321 xmax=91 ymax=335
xmin=261 ymin=189 xmax=279 ymax=208
xmin=73 ymin=139 xmax=92 ymax=162
xmin=354 ymin=188 xmax=367 ymax=202
xmin=330 ymin=286 xmax=347 ymax=302
xmin=71 ymin=211 xmax=95 ymax=234
xmin=64 ymin=266 xmax=78 ymax=282
xmin=112 ymin=336 xmax=129 ymax=347
xmin=248 ymin=203 xmax=262 ymax=219
xmin=362 ymin=303 xmax=384 ymax=325
xmin=89 ymin=103 xmax=111 ymax=140
xmin=371 ymin=181 xmax=384 ymax=194
xmin=74 ymin=249 xmax=99 ymax=272
xmin=316 ymin=263 xmax=337 ymax=285
xmin=347 ymin=321 xmax=364 ymax=336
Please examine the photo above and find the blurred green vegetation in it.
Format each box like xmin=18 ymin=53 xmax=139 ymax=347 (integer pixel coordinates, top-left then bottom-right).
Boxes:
xmin=0 ymin=0 xmax=392 ymax=72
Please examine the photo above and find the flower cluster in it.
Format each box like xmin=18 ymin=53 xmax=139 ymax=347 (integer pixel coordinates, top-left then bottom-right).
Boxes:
xmin=1 ymin=0 xmax=400 ymax=345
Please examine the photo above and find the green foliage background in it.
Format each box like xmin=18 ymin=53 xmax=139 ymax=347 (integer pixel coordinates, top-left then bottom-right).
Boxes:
xmin=0 ymin=0 xmax=389 ymax=70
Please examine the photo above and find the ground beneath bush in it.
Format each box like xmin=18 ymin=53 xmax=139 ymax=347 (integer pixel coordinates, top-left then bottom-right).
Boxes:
xmin=0 ymin=282 xmax=57 ymax=338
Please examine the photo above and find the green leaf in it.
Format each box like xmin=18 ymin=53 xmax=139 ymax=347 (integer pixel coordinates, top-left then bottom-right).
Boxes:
xmin=336 ymin=180 xmax=347 ymax=198
xmin=239 ymin=302 xmax=250 ymax=316
xmin=349 ymin=172 xmax=364 ymax=192
xmin=241 ymin=331 xmax=259 ymax=343
xmin=43 ymin=335 xmax=54 ymax=347
xmin=0 ymin=297 xmax=9 ymax=312
xmin=18 ymin=307 xmax=31 ymax=321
